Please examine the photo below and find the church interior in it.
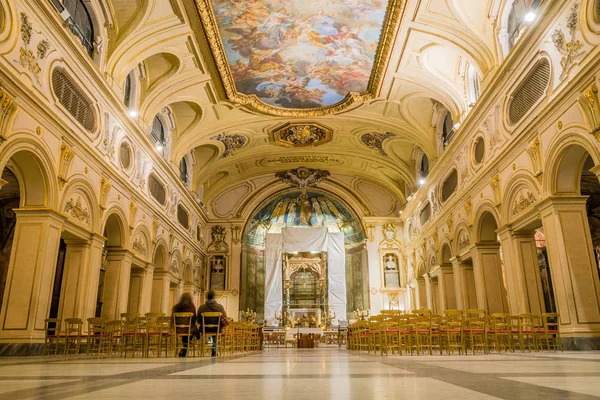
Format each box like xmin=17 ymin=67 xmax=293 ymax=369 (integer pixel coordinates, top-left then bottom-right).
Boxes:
xmin=0 ymin=0 xmax=599 ymax=398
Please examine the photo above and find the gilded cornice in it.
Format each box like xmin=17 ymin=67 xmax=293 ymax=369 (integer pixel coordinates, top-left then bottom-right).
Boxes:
xmin=193 ymin=0 xmax=406 ymax=117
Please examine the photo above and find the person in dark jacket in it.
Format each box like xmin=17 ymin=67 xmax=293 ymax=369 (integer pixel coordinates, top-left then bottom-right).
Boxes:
xmin=172 ymin=292 xmax=197 ymax=357
xmin=196 ymin=290 xmax=227 ymax=356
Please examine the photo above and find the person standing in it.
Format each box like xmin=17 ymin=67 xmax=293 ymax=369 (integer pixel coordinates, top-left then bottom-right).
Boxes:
xmin=172 ymin=293 xmax=197 ymax=357
xmin=197 ymin=290 xmax=227 ymax=357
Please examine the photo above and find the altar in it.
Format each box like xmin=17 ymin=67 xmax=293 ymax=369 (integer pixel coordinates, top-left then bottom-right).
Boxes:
xmin=264 ymin=227 xmax=346 ymax=325
xmin=285 ymin=327 xmax=324 ymax=348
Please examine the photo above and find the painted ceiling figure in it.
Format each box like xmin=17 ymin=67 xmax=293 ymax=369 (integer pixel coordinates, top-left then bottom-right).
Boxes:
xmin=299 ymin=194 xmax=311 ymax=225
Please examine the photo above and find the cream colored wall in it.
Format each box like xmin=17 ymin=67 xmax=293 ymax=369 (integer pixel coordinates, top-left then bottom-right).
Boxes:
xmin=399 ymin=0 xmax=600 ymax=339
xmin=0 ymin=0 xmax=207 ymax=341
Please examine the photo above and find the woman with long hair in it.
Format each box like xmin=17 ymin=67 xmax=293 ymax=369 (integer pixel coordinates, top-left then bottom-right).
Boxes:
xmin=172 ymin=292 xmax=197 ymax=357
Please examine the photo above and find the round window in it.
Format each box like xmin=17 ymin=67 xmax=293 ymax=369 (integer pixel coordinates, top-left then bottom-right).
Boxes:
xmin=473 ymin=137 xmax=485 ymax=164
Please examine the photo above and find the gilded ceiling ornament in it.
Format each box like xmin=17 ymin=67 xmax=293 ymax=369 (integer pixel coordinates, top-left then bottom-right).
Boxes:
xmin=211 ymin=133 xmax=247 ymax=158
xmin=275 ymin=166 xmax=330 ymax=189
xmin=552 ymin=3 xmax=584 ymax=80
xmin=64 ymin=197 xmax=90 ymax=224
xmin=361 ymin=132 xmax=396 ymax=156
xmin=192 ymin=0 xmax=406 ymax=117
xmin=271 ymin=123 xmax=332 ymax=148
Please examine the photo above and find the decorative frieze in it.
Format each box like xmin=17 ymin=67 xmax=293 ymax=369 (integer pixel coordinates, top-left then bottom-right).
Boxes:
xmin=265 ymin=155 xmax=342 ymax=165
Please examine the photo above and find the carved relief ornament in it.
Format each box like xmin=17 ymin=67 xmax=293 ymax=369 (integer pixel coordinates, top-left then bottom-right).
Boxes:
xmin=64 ymin=197 xmax=90 ymax=224
xmin=276 ymin=166 xmax=330 ymax=189
xmin=512 ymin=189 xmax=537 ymax=217
xmin=579 ymin=83 xmax=600 ymax=138
xmin=58 ymin=144 xmax=75 ymax=190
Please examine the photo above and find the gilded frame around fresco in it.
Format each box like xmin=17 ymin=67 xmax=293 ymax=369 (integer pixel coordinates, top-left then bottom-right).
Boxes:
xmin=193 ymin=0 xmax=406 ymax=117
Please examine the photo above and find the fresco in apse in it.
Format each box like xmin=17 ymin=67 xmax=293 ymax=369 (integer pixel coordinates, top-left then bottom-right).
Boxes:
xmin=243 ymin=190 xmax=365 ymax=247
xmin=209 ymin=0 xmax=390 ymax=109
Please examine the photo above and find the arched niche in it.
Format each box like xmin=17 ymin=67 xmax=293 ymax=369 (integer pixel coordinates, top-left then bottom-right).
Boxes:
xmin=153 ymin=243 xmax=166 ymax=270
xmin=103 ymin=212 xmax=126 ymax=248
xmin=241 ymin=188 xmax=368 ymax=319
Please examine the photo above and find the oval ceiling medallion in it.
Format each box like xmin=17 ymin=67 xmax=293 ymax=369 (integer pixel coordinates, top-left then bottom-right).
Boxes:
xmin=194 ymin=0 xmax=406 ymax=117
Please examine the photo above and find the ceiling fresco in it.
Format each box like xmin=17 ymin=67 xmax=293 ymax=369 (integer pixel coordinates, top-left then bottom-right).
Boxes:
xmin=243 ymin=189 xmax=366 ymax=247
xmin=196 ymin=0 xmax=405 ymax=116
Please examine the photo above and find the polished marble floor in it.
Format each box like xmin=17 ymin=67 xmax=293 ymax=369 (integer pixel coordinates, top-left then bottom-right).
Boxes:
xmin=0 ymin=349 xmax=598 ymax=399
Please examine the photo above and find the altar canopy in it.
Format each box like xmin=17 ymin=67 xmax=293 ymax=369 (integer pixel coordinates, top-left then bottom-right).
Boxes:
xmin=264 ymin=227 xmax=347 ymax=324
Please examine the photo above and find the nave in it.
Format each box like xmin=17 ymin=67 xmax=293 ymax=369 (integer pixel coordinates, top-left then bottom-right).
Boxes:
xmin=0 ymin=349 xmax=598 ymax=399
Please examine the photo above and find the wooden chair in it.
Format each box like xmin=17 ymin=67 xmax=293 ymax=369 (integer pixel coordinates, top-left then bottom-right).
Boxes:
xmin=464 ymin=309 xmax=487 ymax=354
xmin=200 ymin=312 xmax=222 ymax=356
xmin=43 ymin=318 xmax=62 ymax=356
xmin=510 ymin=314 xmax=537 ymax=353
xmin=173 ymin=312 xmax=194 ymax=357
xmin=86 ymin=317 xmax=110 ymax=357
xmin=443 ymin=310 xmax=464 ymax=355
xmin=488 ymin=313 xmax=511 ymax=353
xmin=105 ymin=320 xmax=122 ymax=356
xmin=63 ymin=318 xmax=83 ymax=356
xmin=536 ymin=313 xmax=562 ymax=352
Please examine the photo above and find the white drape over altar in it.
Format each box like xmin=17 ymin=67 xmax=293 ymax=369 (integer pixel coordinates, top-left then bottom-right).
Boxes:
xmin=264 ymin=227 xmax=347 ymax=324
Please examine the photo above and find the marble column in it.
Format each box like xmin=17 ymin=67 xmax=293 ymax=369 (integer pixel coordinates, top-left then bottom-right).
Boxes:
xmin=539 ymin=197 xmax=600 ymax=340
xmin=498 ymin=229 xmax=545 ymax=315
xmin=423 ymin=273 xmax=434 ymax=311
xmin=450 ymin=257 xmax=465 ymax=310
xmin=150 ymin=271 xmax=170 ymax=314
xmin=0 ymin=209 xmax=64 ymax=341
xmin=59 ymin=235 xmax=104 ymax=322
xmin=471 ymin=243 xmax=509 ymax=314
xmin=102 ymin=249 xmax=133 ymax=320
xmin=139 ymin=264 xmax=154 ymax=315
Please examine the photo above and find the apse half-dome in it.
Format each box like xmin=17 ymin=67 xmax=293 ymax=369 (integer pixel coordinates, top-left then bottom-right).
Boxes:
xmin=194 ymin=0 xmax=406 ymax=116
xmin=243 ymin=189 xmax=366 ymax=247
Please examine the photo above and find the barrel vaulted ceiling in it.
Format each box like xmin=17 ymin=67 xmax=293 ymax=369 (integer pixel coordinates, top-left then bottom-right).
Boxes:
xmin=104 ymin=0 xmax=501 ymax=218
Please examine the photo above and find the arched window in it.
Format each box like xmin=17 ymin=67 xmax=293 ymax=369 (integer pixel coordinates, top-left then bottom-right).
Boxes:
xmin=179 ymin=157 xmax=189 ymax=184
xmin=124 ymin=71 xmax=134 ymax=108
xmin=52 ymin=0 xmax=95 ymax=57
xmin=507 ymin=0 xmax=541 ymax=51
xmin=441 ymin=112 xmax=454 ymax=149
xmin=419 ymin=154 xmax=429 ymax=179
xmin=150 ymin=115 xmax=166 ymax=157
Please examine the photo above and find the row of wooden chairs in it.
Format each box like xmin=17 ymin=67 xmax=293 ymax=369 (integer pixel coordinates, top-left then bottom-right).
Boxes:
xmin=44 ymin=312 xmax=262 ymax=358
xmin=348 ymin=309 xmax=563 ymax=356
